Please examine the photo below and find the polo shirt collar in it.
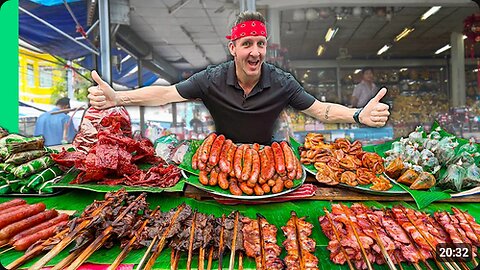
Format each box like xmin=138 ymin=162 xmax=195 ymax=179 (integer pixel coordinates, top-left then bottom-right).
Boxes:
xmin=226 ymin=61 xmax=271 ymax=89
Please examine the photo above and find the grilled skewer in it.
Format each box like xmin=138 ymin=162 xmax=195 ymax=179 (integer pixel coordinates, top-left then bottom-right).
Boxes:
xmin=66 ymin=193 xmax=148 ymax=270
xmin=207 ymin=246 xmax=214 ymax=270
xmin=257 ymin=214 xmax=267 ymax=270
xmin=339 ymin=204 xmax=373 ymax=270
xmin=228 ymin=211 xmax=240 ymax=270
xmin=323 ymin=208 xmax=354 ymax=270
xmin=218 ymin=214 xmax=226 ymax=270
xmin=199 ymin=246 xmax=205 ymax=270
xmin=50 ymin=248 xmax=85 ymax=270
xmin=109 ymin=206 xmax=161 ymax=270
xmin=187 ymin=211 xmax=198 ymax=270
xmin=291 ymin=211 xmax=305 ymax=270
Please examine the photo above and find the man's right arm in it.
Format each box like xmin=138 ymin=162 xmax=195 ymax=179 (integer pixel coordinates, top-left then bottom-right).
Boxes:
xmin=87 ymin=70 xmax=187 ymax=109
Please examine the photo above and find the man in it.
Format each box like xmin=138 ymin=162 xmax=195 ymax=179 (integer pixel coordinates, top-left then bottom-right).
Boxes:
xmin=34 ymin=97 xmax=76 ymax=146
xmin=88 ymin=11 xmax=390 ymax=144
xmin=351 ymin=67 xmax=378 ymax=108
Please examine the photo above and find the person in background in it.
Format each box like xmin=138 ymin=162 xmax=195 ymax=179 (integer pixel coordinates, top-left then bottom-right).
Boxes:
xmin=34 ymin=97 xmax=77 ymax=146
xmin=351 ymin=67 xmax=378 ymax=108
xmin=88 ymin=11 xmax=390 ymax=145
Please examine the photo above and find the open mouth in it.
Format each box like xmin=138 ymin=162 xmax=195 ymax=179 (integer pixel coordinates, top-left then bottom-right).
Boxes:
xmin=247 ymin=59 xmax=260 ymax=69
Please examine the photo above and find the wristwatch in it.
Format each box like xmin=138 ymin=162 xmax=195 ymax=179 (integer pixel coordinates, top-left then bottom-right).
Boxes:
xmin=353 ymin=108 xmax=363 ymax=125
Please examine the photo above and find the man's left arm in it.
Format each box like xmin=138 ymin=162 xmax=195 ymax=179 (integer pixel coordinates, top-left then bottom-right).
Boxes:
xmin=302 ymin=87 xmax=390 ymax=127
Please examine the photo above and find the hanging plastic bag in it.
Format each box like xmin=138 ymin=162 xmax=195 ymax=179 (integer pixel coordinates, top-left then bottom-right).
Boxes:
xmin=438 ymin=163 xmax=467 ymax=192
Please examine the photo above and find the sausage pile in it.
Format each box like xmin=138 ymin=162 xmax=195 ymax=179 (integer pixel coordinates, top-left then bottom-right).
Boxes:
xmin=0 ymin=199 xmax=68 ymax=252
xmin=299 ymin=133 xmax=392 ymax=191
xmin=192 ymin=133 xmax=303 ymax=196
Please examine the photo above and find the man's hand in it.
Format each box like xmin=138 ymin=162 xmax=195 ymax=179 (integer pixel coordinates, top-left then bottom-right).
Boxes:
xmin=359 ymin=87 xmax=390 ymax=127
xmin=87 ymin=70 xmax=117 ymax=109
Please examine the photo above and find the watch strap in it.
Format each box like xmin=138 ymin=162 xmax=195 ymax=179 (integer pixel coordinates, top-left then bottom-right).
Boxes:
xmin=353 ymin=108 xmax=363 ymax=124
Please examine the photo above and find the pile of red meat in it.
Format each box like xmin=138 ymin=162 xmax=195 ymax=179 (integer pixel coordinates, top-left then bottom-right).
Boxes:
xmin=52 ymin=107 xmax=181 ymax=187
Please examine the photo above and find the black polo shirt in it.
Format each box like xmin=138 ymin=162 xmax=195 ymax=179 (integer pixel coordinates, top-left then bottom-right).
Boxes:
xmin=176 ymin=61 xmax=316 ymax=144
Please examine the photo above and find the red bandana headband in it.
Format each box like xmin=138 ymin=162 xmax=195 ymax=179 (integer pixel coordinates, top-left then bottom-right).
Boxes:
xmin=226 ymin=20 xmax=267 ymax=41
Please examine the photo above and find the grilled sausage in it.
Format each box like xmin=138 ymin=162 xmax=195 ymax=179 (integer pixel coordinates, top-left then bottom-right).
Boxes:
xmin=0 ymin=199 xmax=26 ymax=212
xmin=0 ymin=203 xmax=46 ymax=229
xmin=241 ymin=148 xmax=253 ymax=181
xmin=209 ymin=168 xmax=219 ymax=186
xmin=252 ymin=143 xmax=260 ymax=152
xmin=234 ymin=145 xmax=246 ymax=180
xmin=249 ymin=149 xmax=260 ymax=184
xmin=284 ymin=180 xmax=294 ymax=189
xmin=261 ymin=183 xmax=271 ymax=193
xmin=239 ymin=181 xmax=254 ymax=195
xmin=218 ymin=172 xmax=229 ymax=190
xmin=229 ymin=178 xmax=242 ymax=196
xmin=226 ymin=144 xmax=237 ymax=174
xmin=272 ymin=177 xmax=285 ymax=194
xmin=253 ymin=184 xmax=264 ymax=196
xmin=9 ymin=213 xmax=69 ymax=244
xmin=263 ymin=146 xmax=276 ymax=180
xmin=13 ymin=220 xmax=68 ymax=251
xmin=295 ymin=157 xmax=303 ymax=180
xmin=199 ymin=170 xmax=209 ymax=185
xmin=208 ymin=135 xmax=226 ymax=167
xmin=0 ymin=204 xmax=29 ymax=216
xmin=200 ymin=133 xmax=217 ymax=163
xmin=271 ymin=142 xmax=286 ymax=176
xmin=218 ymin=139 xmax=233 ymax=173
xmin=0 ymin=209 xmax=58 ymax=240
xmin=281 ymin=141 xmax=295 ymax=172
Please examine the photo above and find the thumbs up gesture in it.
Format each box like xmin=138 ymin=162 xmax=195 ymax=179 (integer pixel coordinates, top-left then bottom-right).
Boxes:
xmin=358 ymin=87 xmax=390 ymax=127
xmin=87 ymin=70 xmax=117 ymax=109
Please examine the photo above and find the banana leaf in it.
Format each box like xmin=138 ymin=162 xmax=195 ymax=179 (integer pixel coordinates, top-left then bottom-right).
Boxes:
xmin=11 ymin=156 xmax=54 ymax=179
xmin=5 ymin=136 xmax=45 ymax=156
xmin=4 ymin=149 xmax=46 ymax=165
xmin=0 ymin=190 xmax=478 ymax=269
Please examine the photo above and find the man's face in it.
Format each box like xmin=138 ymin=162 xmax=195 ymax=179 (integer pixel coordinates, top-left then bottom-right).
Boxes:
xmin=228 ymin=35 xmax=267 ymax=78
xmin=363 ymin=70 xmax=374 ymax=83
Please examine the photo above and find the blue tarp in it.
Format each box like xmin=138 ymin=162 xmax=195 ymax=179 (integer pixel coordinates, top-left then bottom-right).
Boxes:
xmin=19 ymin=0 xmax=159 ymax=87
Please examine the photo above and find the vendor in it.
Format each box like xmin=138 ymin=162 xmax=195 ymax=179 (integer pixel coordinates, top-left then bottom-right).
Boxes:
xmin=88 ymin=11 xmax=390 ymax=145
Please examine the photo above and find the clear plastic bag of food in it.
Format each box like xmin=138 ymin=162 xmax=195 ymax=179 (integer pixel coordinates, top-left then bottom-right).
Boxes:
xmin=408 ymin=126 xmax=425 ymax=144
xmin=154 ymin=134 xmax=179 ymax=163
xmin=437 ymin=163 xmax=467 ymax=192
xmin=463 ymin=163 xmax=480 ymax=189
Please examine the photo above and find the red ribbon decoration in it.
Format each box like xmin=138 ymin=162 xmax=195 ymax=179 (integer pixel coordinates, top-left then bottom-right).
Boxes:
xmin=226 ymin=20 xmax=267 ymax=41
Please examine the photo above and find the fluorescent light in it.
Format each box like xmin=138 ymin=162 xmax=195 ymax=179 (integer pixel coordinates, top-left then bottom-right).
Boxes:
xmin=421 ymin=6 xmax=441 ymax=21
xmin=325 ymin=27 xmax=338 ymax=42
xmin=435 ymin=44 xmax=451 ymax=54
xmin=463 ymin=35 xmax=467 ymax=40
xmin=400 ymin=68 xmax=408 ymax=72
xmin=354 ymin=69 xmax=362 ymax=74
xmin=473 ymin=69 xmax=479 ymax=73
xmin=317 ymin=45 xmax=325 ymax=56
xmin=394 ymin=27 xmax=415 ymax=42
xmin=377 ymin=44 xmax=391 ymax=55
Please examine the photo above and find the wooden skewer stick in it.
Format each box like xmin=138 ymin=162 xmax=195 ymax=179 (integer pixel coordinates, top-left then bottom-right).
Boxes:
xmin=0 ymin=246 xmax=14 ymax=255
xmin=108 ymin=206 xmax=161 ymax=270
xmin=257 ymin=214 xmax=267 ymax=270
xmin=291 ymin=211 xmax=305 ymax=270
xmin=228 ymin=211 xmax=240 ymax=270
xmin=143 ymin=203 xmax=186 ymax=270
xmin=217 ymin=214 xmax=226 ymax=270
xmin=363 ymin=211 xmax=397 ymax=270
xmin=172 ymin=249 xmax=180 ymax=270
xmin=400 ymin=207 xmax=459 ymax=270
xmin=393 ymin=253 xmax=404 ymax=270
xmin=170 ymin=248 xmax=176 ymax=270
xmin=28 ymin=190 xmax=122 ymax=270
xmin=66 ymin=193 xmax=148 ymax=270
xmin=199 ymin=246 xmax=205 ymax=270
xmin=206 ymin=246 xmax=213 ymax=270
xmin=135 ymin=235 xmax=158 ymax=270
xmin=238 ymin=252 xmax=244 ymax=270
xmin=187 ymin=211 xmax=198 ymax=270
xmin=339 ymin=204 xmax=373 ymax=270
xmin=0 ymin=243 xmax=9 ymax=249
xmin=50 ymin=247 xmax=85 ymax=270
xmin=6 ymin=228 xmax=69 ymax=270
xmin=323 ymin=208 xmax=354 ymax=270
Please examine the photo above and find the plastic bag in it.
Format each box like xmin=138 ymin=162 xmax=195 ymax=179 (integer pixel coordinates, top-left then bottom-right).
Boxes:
xmin=408 ymin=126 xmax=425 ymax=144
xmin=463 ymin=163 xmax=480 ymax=189
xmin=438 ymin=164 xmax=467 ymax=192
xmin=154 ymin=134 xmax=179 ymax=163
xmin=73 ymin=106 xmax=132 ymax=154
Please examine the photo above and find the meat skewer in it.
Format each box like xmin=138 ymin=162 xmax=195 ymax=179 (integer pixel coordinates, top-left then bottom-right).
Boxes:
xmin=65 ymin=193 xmax=148 ymax=270
xmin=198 ymin=245 xmax=205 ymax=270
xmin=257 ymin=214 xmax=267 ymax=270
xmin=135 ymin=235 xmax=158 ymax=270
xmin=442 ymin=211 xmax=476 ymax=270
xmin=187 ymin=211 xmax=198 ymax=270
xmin=108 ymin=206 xmax=161 ymax=270
xmin=291 ymin=211 xmax=305 ymax=270
xmin=238 ymin=252 xmax=244 ymax=270
xmin=323 ymin=208 xmax=354 ymax=270
xmin=339 ymin=204 xmax=373 ymax=270
xmin=171 ymin=249 xmax=180 ymax=270
xmin=143 ymin=203 xmax=187 ymax=270
xmin=228 ymin=211 xmax=240 ymax=270
xmin=453 ymin=208 xmax=480 ymax=267
xmin=19 ymin=189 xmax=124 ymax=270
xmin=0 ymin=246 xmax=13 ymax=254
xmin=207 ymin=246 xmax=214 ymax=270
xmin=398 ymin=207 xmax=459 ymax=270
xmin=50 ymin=248 xmax=84 ymax=270
xmin=218 ymin=214 xmax=226 ymax=270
